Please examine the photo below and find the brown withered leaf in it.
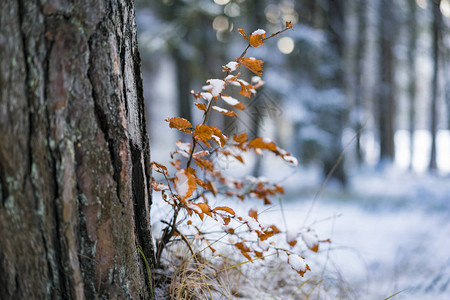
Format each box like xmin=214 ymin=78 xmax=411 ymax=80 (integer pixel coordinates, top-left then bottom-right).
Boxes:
xmin=241 ymin=57 xmax=264 ymax=76
xmin=165 ymin=117 xmax=192 ymax=133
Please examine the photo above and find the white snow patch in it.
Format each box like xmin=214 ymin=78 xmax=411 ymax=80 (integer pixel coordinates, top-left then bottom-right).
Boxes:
xmin=212 ymin=106 xmax=229 ymax=113
xmin=175 ymin=170 xmax=189 ymax=198
xmin=200 ymin=92 xmax=213 ymax=101
xmin=287 ymin=255 xmax=307 ymax=273
xmin=225 ymin=61 xmax=239 ymax=71
xmin=251 ymin=29 xmax=266 ymax=36
xmin=286 ymin=230 xmax=298 ymax=244
xmin=251 ymin=76 xmax=262 ymax=84
xmin=176 ymin=140 xmax=191 ymax=153
xmin=242 ymin=215 xmax=262 ymax=232
xmin=206 ymin=79 xmax=225 ymax=97
xmin=221 ymin=95 xmax=240 ymax=106
xmin=283 ymin=155 xmax=298 ymax=167
xmin=202 ymin=84 xmax=213 ymax=91
xmin=187 ymin=203 xmax=202 ymax=214
xmin=301 ymin=230 xmax=319 ymax=249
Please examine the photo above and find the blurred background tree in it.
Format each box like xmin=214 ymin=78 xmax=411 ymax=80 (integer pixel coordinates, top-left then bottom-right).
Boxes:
xmin=136 ymin=0 xmax=450 ymax=184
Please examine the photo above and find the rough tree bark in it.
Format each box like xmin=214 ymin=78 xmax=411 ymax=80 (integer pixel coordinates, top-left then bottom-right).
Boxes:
xmin=0 ymin=0 xmax=155 ymax=299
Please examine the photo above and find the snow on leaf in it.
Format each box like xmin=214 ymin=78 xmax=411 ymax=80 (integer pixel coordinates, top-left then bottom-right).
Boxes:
xmin=241 ymin=57 xmax=264 ymax=76
xmin=241 ymin=215 xmax=262 ymax=232
xmin=223 ymin=223 xmax=235 ymax=234
xmin=257 ymin=240 xmax=269 ymax=251
xmin=283 ymin=155 xmax=298 ymax=167
xmin=287 ymin=255 xmax=310 ymax=277
xmin=187 ymin=202 xmax=204 ymax=220
xmin=221 ymin=95 xmax=245 ymax=110
xmin=165 ymin=117 xmax=192 ymax=133
xmin=212 ymin=135 xmax=222 ymax=146
xmin=196 ymin=202 xmax=212 ymax=217
xmin=249 ymin=29 xmax=266 ymax=47
xmin=151 ymin=162 xmax=168 ymax=174
xmin=301 ymin=230 xmax=319 ymax=252
xmin=211 ymin=127 xmax=227 ymax=147
xmin=212 ymin=105 xmax=238 ymax=117
xmin=206 ymin=79 xmax=225 ymax=97
xmin=193 ymin=150 xmax=209 ymax=158
xmin=176 ymin=140 xmax=191 ymax=153
xmin=200 ymin=92 xmax=213 ymax=101
xmin=286 ymin=230 xmax=298 ymax=247
xmin=224 ymin=61 xmax=239 ymax=72
xmin=174 ymin=169 xmax=196 ymax=200
xmin=152 ymin=182 xmax=169 ymax=191
xmin=251 ymin=76 xmax=265 ymax=89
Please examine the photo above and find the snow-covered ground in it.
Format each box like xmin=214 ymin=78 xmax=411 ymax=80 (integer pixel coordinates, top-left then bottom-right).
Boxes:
xmin=151 ymin=150 xmax=450 ymax=299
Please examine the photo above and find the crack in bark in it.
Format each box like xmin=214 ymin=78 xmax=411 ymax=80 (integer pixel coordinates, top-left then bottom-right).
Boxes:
xmin=0 ymin=163 xmax=7 ymax=206
xmin=38 ymin=17 xmax=69 ymax=300
xmin=16 ymin=1 xmax=61 ymax=298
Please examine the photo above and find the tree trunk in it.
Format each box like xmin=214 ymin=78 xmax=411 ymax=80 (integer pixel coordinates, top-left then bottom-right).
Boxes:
xmin=408 ymin=0 xmax=418 ymax=170
xmin=377 ymin=0 xmax=396 ymax=164
xmin=323 ymin=0 xmax=347 ymax=186
xmin=429 ymin=0 xmax=441 ymax=171
xmin=0 ymin=0 xmax=155 ymax=299
xmin=354 ymin=0 xmax=367 ymax=165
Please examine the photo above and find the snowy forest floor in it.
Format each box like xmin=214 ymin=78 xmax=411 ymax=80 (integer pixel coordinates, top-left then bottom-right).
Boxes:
xmin=151 ymin=157 xmax=450 ymax=300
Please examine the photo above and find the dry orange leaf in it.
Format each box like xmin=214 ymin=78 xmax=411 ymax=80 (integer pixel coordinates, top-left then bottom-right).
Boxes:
xmin=233 ymin=154 xmax=244 ymax=164
xmin=206 ymin=180 xmax=218 ymax=196
xmin=212 ymin=105 xmax=238 ymax=117
xmin=233 ymin=132 xmax=248 ymax=144
xmin=213 ymin=206 xmax=236 ymax=216
xmin=174 ymin=169 xmax=197 ymax=200
xmin=193 ymin=124 xmax=213 ymax=147
xmin=249 ymin=208 xmax=258 ymax=220
xmin=241 ymin=57 xmax=263 ymax=76
xmin=237 ymin=28 xmax=247 ymax=39
xmin=248 ymin=30 xmax=266 ymax=48
xmin=151 ymin=162 xmax=168 ymax=174
xmin=248 ymin=137 xmax=278 ymax=152
xmin=286 ymin=21 xmax=293 ymax=29
xmin=196 ymin=203 xmax=212 ymax=217
xmin=152 ymin=182 xmax=169 ymax=191
xmin=270 ymin=225 xmax=281 ymax=234
xmin=194 ymin=102 xmax=207 ymax=111
xmin=165 ymin=117 xmax=192 ymax=133
xmin=211 ymin=126 xmax=227 ymax=147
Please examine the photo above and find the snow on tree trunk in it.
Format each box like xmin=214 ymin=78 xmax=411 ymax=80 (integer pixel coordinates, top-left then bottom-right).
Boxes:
xmin=0 ymin=0 xmax=155 ymax=299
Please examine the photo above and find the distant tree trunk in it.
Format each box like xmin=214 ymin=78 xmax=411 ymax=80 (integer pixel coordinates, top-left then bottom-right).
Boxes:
xmin=0 ymin=1 xmax=155 ymax=299
xmin=429 ymin=0 xmax=442 ymax=171
xmin=248 ymin=0 xmax=266 ymax=177
xmin=323 ymin=0 xmax=347 ymax=186
xmin=408 ymin=0 xmax=418 ymax=170
xmin=174 ymin=48 xmax=192 ymax=124
xmin=377 ymin=0 xmax=397 ymax=164
xmin=354 ymin=0 xmax=367 ymax=165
